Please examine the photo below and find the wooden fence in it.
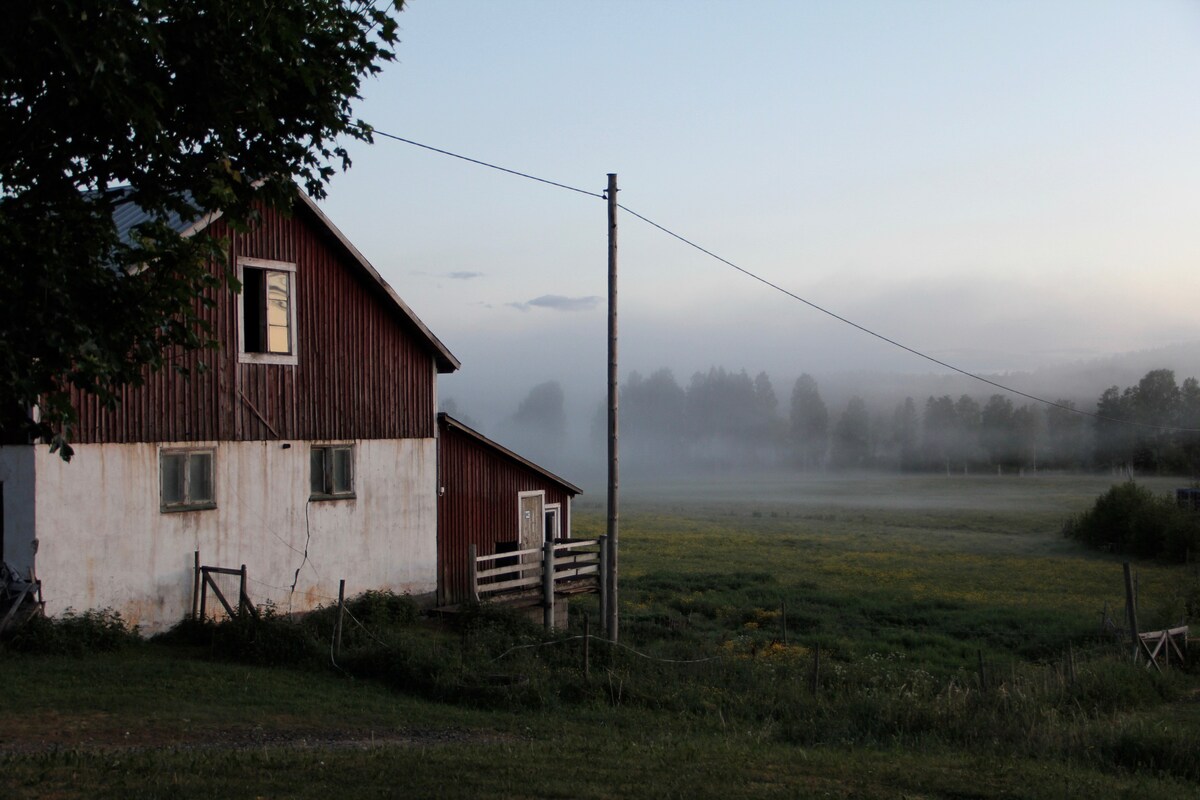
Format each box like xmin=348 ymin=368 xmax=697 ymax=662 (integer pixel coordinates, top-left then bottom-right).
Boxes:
xmin=191 ymin=552 xmax=258 ymax=622
xmin=468 ymin=537 xmax=604 ymax=629
xmin=1138 ymin=625 xmax=1188 ymax=672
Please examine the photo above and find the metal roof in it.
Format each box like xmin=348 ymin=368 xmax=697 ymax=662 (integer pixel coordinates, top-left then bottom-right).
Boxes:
xmin=106 ymin=187 xmax=212 ymax=244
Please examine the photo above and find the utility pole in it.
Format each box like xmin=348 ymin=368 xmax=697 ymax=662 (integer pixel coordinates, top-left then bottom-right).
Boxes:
xmin=605 ymin=172 xmax=620 ymax=643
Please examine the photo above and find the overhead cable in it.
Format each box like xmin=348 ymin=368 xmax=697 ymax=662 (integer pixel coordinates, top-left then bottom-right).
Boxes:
xmin=364 ymin=128 xmax=606 ymax=200
xmin=365 ymin=129 xmax=1200 ymax=434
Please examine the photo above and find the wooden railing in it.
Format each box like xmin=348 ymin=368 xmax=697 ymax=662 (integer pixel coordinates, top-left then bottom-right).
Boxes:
xmin=468 ymin=537 xmax=605 ymax=629
xmin=1138 ymin=625 xmax=1188 ymax=671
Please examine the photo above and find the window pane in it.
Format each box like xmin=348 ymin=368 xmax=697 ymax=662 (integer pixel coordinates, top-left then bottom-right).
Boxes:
xmin=310 ymin=448 xmax=326 ymax=495
xmin=332 ymin=447 xmax=353 ymax=494
xmin=265 ymin=271 xmax=291 ymax=354
xmin=161 ymin=454 xmax=185 ymax=505
xmin=189 ymin=453 xmax=214 ymax=503
xmin=242 ymin=268 xmax=265 ymax=352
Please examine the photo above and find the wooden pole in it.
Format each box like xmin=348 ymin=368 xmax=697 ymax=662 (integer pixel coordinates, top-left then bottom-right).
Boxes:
xmin=199 ymin=568 xmax=208 ymax=620
xmin=810 ymin=642 xmax=821 ymax=696
xmin=780 ymin=598 xmax=788 ymax=646
xmin=1123 ymin=562 xmax=1140 ymax=660
xmin=239 ymin=564 xmax=248 ymax=619
xmin=468 ymin=544 xmax=479 ymax=604
xmin=605 ymin=172 xmax=620 ymax=644
xmin=335 ymin=578 xmax=346 ymax=659
xmin=191 ymin=550 xmax=201 ymax=621
xmin=597 ymin=535 xmax=609 ymax=626
xmin=543 ymin=539 xmax=555 ymax=631
xmin=977 ymin=649 xmax=987 ymax=691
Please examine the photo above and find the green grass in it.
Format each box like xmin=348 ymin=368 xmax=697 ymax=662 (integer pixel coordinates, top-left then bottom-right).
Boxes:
xmin=3 ymin=471 xmax=1199 ymax=798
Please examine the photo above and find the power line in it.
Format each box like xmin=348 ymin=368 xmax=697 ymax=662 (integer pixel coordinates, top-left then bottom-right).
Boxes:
xmin=363 ymin=129 xmax=605 ymax=200
xmin=615 ymin=204 xmax=1199 ymax=434
xmin=365 ymin=129 xmax=1200 ymax=434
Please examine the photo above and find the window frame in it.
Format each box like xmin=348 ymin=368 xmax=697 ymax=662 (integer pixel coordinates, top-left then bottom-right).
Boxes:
xmin=237 ymin=257 xmax=299 ymax=366
xmin=310 ymin=443 xmax=356 ymax=501
xmin=159 ymin=448 xmax=217 ymax=513
xmin=544 ymin=503 xmax=561 ymax=542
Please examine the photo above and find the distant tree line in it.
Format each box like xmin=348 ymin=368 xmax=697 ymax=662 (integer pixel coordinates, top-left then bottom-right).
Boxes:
xmin=466 ymin=366 xmax=1200 ymax=477
xmin=595 ymin=366 xmax=1200 ymax=476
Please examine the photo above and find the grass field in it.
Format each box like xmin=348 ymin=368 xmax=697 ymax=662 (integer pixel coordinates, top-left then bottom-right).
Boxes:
xmin=3 ymin=471 xmax=1199 ymax=798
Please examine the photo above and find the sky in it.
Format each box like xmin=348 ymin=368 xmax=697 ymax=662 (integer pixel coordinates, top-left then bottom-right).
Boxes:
xmin=318 ymin=1 xmax=1200 ymax=430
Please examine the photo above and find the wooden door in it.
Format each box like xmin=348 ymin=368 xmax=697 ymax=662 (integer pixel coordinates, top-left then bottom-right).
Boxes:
xmin=519 ymin=493 xmax=544 ymax=571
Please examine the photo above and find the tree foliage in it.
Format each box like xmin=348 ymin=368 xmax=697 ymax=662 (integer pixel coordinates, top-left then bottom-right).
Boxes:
xmin=621 ymin=369 xmax=688 ymax=465
xmin=789 ymin=374 xmax=828 ymax=469
xmin=1062 ymin=482 xmax=1200 ymax=562
xmin=0 ymin=0 xmax=403 ymax=455
xmin=830 ymin=396 xmax=870 ymax=469
xmin=512 ymin=381 xmax=567 ymax=446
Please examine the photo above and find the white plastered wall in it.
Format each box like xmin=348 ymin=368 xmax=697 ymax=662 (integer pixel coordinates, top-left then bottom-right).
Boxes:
xmin=27 ymin=438 xmax=437 ymax=633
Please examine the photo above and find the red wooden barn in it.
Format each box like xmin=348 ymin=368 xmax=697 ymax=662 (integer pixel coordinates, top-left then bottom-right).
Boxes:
xmin=0 ymin=186 xmax=460 ymax=632
xmin=436 ymin=413 xmax=582 ymax=608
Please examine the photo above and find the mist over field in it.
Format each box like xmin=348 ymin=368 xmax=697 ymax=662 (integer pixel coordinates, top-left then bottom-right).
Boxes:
xmin=440 ymin=341 xmax=1200 ymax=493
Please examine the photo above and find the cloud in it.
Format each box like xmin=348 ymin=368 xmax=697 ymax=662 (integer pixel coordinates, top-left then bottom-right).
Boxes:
xmin=507 ymin=294 xmax=602 ymax=313
xmin=447 ymin=271 xmax=484 ymax=280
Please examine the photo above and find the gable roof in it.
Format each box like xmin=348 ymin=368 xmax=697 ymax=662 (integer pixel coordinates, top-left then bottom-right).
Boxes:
xmin=110 ymin=185 xmax=460 ymax=374
xmin=438 ymin=413 xmax=582 ymax=495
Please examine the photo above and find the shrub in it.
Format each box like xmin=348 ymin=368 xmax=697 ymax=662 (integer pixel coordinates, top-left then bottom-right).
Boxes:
xmin=1061 ymin=482 xmax=1200 ymax=561
xmin=301 ymin=590 xmax=421 ymax=650
xmin=346 ymin=590 xmax=420 ymax=627
xmin=4 ymin=608 xmax=139 ymax=655
xmin=157 ymin=606 xmax=321 ymax=667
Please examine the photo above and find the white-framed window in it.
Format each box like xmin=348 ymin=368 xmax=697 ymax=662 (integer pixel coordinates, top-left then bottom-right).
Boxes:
xmin=160 ymin=448 xmax=216 ymax=512
xmin=310 ymin=444 xmax=354 ymax=499
xmin=238 ymin=257 xmax=298 ymax=365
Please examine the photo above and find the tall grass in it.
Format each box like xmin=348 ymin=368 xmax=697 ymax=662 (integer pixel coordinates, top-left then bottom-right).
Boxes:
xmin=5 ymin=474 xmax=1199 ymax=795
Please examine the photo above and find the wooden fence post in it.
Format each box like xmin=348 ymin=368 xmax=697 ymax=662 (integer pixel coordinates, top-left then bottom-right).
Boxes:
xmin=468 ymin=544 xmax=479 ymax=604
xmin=199 ymin=568 xmax=208 ymax=620
xmin=1124 ymin=562 xmax=1140 ymax=660
xmin=335 ymin=579 xmax=346 ymax=659
xmin=191 ymin=550 xmax=201 ymax=621
xmin=810 ymin=642 xmax=821 ymax=696
xmin=977 ymin=649 xmax=987 ymax=692
xmin=543 ymin=539 xmax=555 ymax=631
xmin=239 ymin=564 xmax=248 ymax=618
xmin=583 ymin=612 xmax=590 ymax=683
xmin=781 ymin=598 xmax=788 ymax=646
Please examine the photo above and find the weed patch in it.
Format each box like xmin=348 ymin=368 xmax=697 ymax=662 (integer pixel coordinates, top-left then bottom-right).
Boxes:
xmin=3 ymin=608 xmax=139 ymax=656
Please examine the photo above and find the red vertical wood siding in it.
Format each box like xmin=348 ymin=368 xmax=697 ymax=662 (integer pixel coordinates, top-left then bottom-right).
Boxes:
xmin=437 ymin=419 xmax=577 ymax=605
xmin=71 ymin=201 xmax=438 ymax=443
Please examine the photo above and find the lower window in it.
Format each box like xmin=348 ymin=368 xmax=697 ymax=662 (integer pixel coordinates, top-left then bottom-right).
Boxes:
xmin=310 ymin=444 xmax=355 ymax=499
xmin=160 ymin=449 xmax=216 ymax=512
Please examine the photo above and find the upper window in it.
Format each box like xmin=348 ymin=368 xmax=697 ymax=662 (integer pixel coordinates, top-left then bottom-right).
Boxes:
xmin=238 ymin=258 xmax=298 ymax=365
xmin=311 ymin=444 xmax=355 ymax=499
xmin=161 ymin=449 xmax=216 ymax=512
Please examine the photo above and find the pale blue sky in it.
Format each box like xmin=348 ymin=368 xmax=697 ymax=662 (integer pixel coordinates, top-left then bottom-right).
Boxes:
xmin=319 ymin=1 xmax=1200 ymax=422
